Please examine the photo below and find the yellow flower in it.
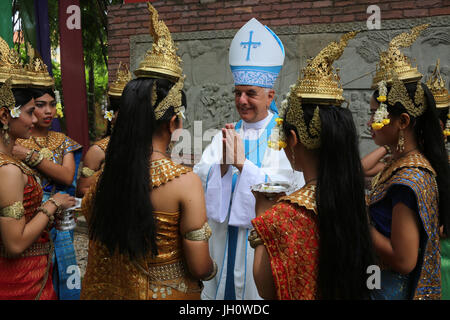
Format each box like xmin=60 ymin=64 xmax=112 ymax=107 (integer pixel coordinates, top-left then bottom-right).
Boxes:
xmin=371 ymin=122 xmax=384 ymax=130
xmin=275 ymin=118 xmax=283 ymax=125
xmin=377 ymin=95 xmax=387 ymax=103
xmin=444 ymin=130 xmax=450 ymax=137
xmin=382 ymin=118 xmax=390 ymax=125
xmin=56 ymin=103 xmax=64 ymax=118
xmin=278 ymin=141 xmax=287 ymax=149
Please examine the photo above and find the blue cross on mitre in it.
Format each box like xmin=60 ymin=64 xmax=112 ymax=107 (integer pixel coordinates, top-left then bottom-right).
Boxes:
xmin=240 ymin=31 xmax=261 ymax=61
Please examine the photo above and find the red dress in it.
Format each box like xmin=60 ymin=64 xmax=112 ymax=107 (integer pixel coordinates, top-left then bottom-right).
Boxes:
xmin=0 ymin=154 xmax=57 ymax=300
xmin=252 ymin=184 xmax=319 ymax=300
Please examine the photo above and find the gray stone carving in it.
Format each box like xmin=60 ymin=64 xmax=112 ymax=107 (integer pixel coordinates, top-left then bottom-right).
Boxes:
xmin=127 ymin=16 xmax=450 ymax=157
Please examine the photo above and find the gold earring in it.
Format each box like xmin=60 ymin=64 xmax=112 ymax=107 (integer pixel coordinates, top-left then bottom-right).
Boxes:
xmin=2 ymin=123 xmax=10 ymax=146
xmin=397 ymin=129 xmax=405 ymax=153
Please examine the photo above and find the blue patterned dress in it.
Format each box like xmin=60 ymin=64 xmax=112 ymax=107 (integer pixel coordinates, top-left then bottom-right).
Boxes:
xmin=369 ymin=152 xmax=441 ymax=300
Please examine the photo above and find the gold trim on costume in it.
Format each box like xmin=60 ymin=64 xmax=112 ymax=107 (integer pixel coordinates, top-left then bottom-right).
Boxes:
xmin=17 ymin=131 xmax=72 ymax=155
xmin=184 ymin=222 xmax=212 ymax=241
xmin=0 ymin=241 xmax=52 ymax=258
xmin=0 ymin=201 xmax=25 ymax=220
xmin=370 ymin=151 xmax=436 ymax=191
xmin=278 ymin=184 xmax=317 ymax=215
xmin=93 ymin=136 xmax=110 ymax=153
xmin=0 ymin=152 xmax=36 ymax=176
xmin=151 ymin=158 xmax=192 ymax=188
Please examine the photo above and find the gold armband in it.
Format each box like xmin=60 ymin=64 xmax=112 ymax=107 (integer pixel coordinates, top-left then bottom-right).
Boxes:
xmin=184 ymin=222 xmax=212 ymax=241
xmin=0 ymin=201 xmax=25 ymax=220
xmin=81 ymin=166 xmax=95 ymax=178
xmin=248 ymin=229 xmax=264 ymax=249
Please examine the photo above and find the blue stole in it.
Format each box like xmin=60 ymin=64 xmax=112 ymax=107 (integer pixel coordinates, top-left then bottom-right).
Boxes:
xmin=223 ymin=114 xmax=277 ymax=300
xmin=48 ymin=148 xmax=82 ymax=300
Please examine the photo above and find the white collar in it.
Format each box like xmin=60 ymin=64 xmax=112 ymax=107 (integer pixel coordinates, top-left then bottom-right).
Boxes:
xmin=241 ymin=112 xmax=273 ymax=131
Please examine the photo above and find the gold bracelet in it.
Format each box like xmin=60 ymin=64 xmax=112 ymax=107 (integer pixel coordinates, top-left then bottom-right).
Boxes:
xmin=27 ymin=151 xmax=44 ymax=167
xmin=81 ymin=166 xmax=95 ymax=178
xmin=248 ymin=229 xmax=264 ymax=249
xmin=201 ymin=261 xmax=218 ymax=282
xmin=37 ymin=206 xmax=54 ymax=228
xmin=24 ymin=149 xmax=34 ymax=162
xmin=47 ymin=197 xmax=61 ymax=210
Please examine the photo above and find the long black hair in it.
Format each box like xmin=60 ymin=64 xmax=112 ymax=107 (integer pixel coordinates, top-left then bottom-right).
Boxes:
xmin=89 ymin=77 xmax=187 ymax=260
xmin=437 ymin=106 xmax=449 ymax=144
xmin=29 ymin=87 xmax=56 ymax=100
xmin=283 ymin=104 xmax=376 ymax=299
xmin=11 ymin=88 xmax=34 ymax=108
xmin=373 ymin=82 xmax=450 ymax=234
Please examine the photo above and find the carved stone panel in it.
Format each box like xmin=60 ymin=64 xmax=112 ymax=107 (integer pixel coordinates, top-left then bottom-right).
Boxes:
xmin=129 ymin=16 xmax=450 ymax=157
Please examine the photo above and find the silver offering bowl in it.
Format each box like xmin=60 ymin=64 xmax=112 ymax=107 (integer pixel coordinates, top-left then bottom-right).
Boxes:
xmin=55 ymin=209 xmax=77 ymax=231
xmin=55 ymin=198 xmax=82 ymax=231
xmin=250 ymin=181 xmax=291 ymax=200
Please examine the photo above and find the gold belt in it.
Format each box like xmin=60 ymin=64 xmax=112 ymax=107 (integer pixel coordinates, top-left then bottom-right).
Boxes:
xmin=0 ymin=241 xmax=52 ymax=259
xmin=134 ymin=260 xmax=186 ymax=282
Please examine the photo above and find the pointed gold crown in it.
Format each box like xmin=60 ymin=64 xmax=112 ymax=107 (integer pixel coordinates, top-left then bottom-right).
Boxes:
xmin=108 ymin=62 xmax=132 ymax=97
xmin=134 ymin=3 xmax=182 ymax=81
xmin=0 ymin=36 xmax=30 ymax=87
xmin=371 ymin=24 xmax=429 ymax=89
xmin=280 ymin=31 xmax=357 ymax=150
xmin=25 ymin=43 xmax=54 ymax=89
xmin=293 ymin=31 xmax=358 ymax=106
xmin=426 ymin=59 xmax=450 ymax=109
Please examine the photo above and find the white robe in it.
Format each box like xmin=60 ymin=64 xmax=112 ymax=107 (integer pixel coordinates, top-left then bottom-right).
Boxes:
xmin=194 ymin=112 xmax=304 ymax=300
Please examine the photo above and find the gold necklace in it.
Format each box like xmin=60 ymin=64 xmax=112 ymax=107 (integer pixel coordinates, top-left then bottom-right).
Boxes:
xmin=32 ymin=135 xmax=53 ymax=160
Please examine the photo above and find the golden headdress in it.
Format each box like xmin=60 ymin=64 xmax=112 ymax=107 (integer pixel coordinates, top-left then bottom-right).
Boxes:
xmin=371 ymin=25 xmax=429 ymax=130
xmin=0 ymin=36 xmax=30 ymax=87
xmin=134 ymin=3 xmax=182 ymax=81
xmin=0 ymin=78 xmax=16 ymax=110
xmin=108 ymin=62 xmax=132 ymax=97
xmin=25 ymin=43 xmax=54 ymax=89
xmin=426 ymin=59 xmax=450 ymax=109
xmin=371 ymin=24 xmax=429 ymax=88
xmin=268 ymin=31 xmax=357 ymax=150
xmin=134 ymin=3 xmax=185 ymax=121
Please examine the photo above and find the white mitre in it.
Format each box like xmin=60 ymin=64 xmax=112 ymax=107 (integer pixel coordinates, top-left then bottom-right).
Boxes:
xmin=229 ymin=18 xmax=285 ymax=89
